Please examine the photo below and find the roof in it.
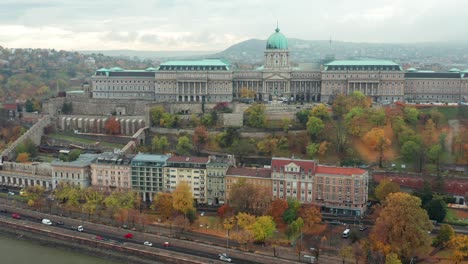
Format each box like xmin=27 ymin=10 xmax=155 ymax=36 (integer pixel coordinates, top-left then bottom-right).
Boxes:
xmin=51 ymin=154 xmax=98 ymax=168
xmin=271 ymin=157 xmax=316 ymax=173
xmin=94 ymin=67 xmax=157 ymax=77
xmin=226 ymin=167 xmax=271 ymax=178
xmin=132 ymin=154 xmax=170 ymax=163
xmin=315 ymin=166 xmax=367 ymax=176
xmin=2 ymin=103 xmax=17 ymax=110
xmin=405 ymin=72 xmax=462 ymax=79
xmin=266 ymin=27 xmax=288 ymax=50
xmin=160 ymin=59 xmax=230 ymax=67
xmin=325 ymin=60 xmax=400 ymax=66
xmin=167 ymin=156 xmax=209 ymax=164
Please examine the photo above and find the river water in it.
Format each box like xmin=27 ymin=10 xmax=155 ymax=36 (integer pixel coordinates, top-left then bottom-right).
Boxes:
xmin=0 ymin=232 xmax=122 ymax=264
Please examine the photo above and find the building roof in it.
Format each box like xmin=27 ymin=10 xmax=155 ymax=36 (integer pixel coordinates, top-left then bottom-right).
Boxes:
xmin=226 ymin=167 xmax=271 ymax=178
xmin=51 ymin=153 xmax=98 ymax=168
xmin=94 ymin=152 xmax=132 ymax=165
xmin=404 ymin=72 xmax=462 ymax=79
xmin=132 ymin=153 xmax=170 ymax=163
xmin=160 ymin=59 xmax=230 ymax=67
xmin=266 ymin=27 xmax=288 ymax=50
xmin=271 ymin=157 xmax=317 ymax=173
xmin=2 ymin=103 xmax=17 ymax=111
xmin=315 ymin=166 xmax=367 ymax=176
xmin=94 ymin=68 xmax=156 ymax=77
xmin=167 ymin=156 xmax=209 ymax=164
xmin=325 ymin=60 xmax=400 ymax=66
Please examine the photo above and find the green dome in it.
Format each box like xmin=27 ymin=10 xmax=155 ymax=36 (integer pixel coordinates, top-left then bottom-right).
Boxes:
xmin=266 ymin=27 xmax=288 ymax=50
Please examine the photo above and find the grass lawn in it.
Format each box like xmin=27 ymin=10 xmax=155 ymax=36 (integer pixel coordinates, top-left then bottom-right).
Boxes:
xmin=444 ymin=208 xmax=468 ymax=226
xmin=419 ymin=107 xmax=459 ymax=120
xmin=48 ymin=132 xmax=125 ymax=149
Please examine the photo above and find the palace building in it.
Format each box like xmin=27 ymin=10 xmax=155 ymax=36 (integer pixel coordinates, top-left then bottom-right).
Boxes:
xmin=89 ymin=26 xmax=468 ymax=104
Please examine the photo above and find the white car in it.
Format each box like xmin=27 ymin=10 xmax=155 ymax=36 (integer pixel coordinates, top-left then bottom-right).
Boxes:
xmin=143 ymin=241 xmax=152 ymax=247
xmin=77 ymin=225 xmax=84 ymax=232
xmin=219 ymin=253 xmax=232 ymax=262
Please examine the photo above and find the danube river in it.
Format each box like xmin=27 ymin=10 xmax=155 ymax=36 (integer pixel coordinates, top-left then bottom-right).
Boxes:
xmin=0 ymin=233 xmax=122 ymax=264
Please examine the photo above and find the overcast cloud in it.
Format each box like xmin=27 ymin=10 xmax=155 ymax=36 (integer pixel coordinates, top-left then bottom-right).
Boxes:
xmin=0 ymin=0 xmax=467 ymax=51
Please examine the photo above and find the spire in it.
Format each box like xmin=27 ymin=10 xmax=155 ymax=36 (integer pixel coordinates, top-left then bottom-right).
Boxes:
xmin=275 ymin=20 xmax=280 ymax=32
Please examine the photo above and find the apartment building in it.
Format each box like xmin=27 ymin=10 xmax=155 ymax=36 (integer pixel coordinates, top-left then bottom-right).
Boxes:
xmin=51 ymin=154 xmax=98 ymax=189
xmin=206 ymin=156 xmax=233 ymax=205
xmin=225 ymin=167 xmax=272 ymax=203
xmin=131 ymin=154 xmax=170 ymax=202
xmin=90 ymin=152 xmax=132 ymax=192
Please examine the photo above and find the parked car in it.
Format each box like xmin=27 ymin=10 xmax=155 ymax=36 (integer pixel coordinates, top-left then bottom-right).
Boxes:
xmin=124 ymin=233 xmax=133 ymax=239
xmin=163 ymin=241 xmax=170 ymax=247
xmin=219 ymin=253 xmax=232 ymax=262
xmin=359 ymin=225 xmax=368 ymax=231
xmin=143 ymin=241 xmax=152 ymax=247
xmin=12 ymin=213 xmax=20 ymax=219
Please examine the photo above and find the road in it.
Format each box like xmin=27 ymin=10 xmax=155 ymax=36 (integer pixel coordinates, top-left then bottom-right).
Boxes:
xmin=0 ymin=208 xmax=296 ymax=264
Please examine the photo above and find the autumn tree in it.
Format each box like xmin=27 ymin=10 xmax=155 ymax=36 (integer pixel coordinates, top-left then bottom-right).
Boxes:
xmin=375 ymin=179 xmax=400 ymax=202
xmin=16 ymin=152 xmax=30 ymax=162
xmin=299 ymin=205 xmax=322 ymax=233
xmin=104 ymin=117 xmax=120 ymax=135
xmin=370 ymin=192 xmax=432 ymax=259
xmin=385 ymin=253 xmax=402 ymax=264
xmin=447 ymin=234 xmax=468 ymax=263
xmin=340 ymin=245 xmax=354 ymax=264
xmin=82 ymin=188 xmax=104 ymax=220
xmin=244 ymin=103 xmax=267 ymax=128
xmin=232 ymin=229 xmax=255 ymax=249
xmin=229 ymin=139 xmax=256 ymax=166
xmin=151 ymin=192 xmax=174 ymax=220
xmin=310 ymin=104 xmax=330 ymax=120
xmin=217 ymin=204 xmax=234 ymax=219
xmin=240 ymin=87 xmax=255 ymax=98
xmin=192 ymin=126 xmax=209 ymax=154
xmin=251 ymin=216 xmax=276 ymax=243
xmin=176 ymin=136 xmax=193 ymax=155
xmin=281 ymin=118 xmax=293 ymax=133
xmin=24 ymin=185 xmax=46 ymax=209
xmin=345 ymin=107 xmax=368 ymax=136
xmin=363 ymin=127 xmax=391 ymax=167
xmin=268 ymin=198 xmax=288 ymax=226
xmin=236 ymin=212 xmax=256 ymax=229
xmin=257 ymin=136 xmax=279 ymax=156
xmin=151 ymin=135 xmax=169 ymax=154
xmin=306 ymin=116 xmax=325 ymax=139
xmin=150 ymin=106 xmax=166 ymax=126
xmin=172 ymin=181 xmax=195 ymax=218
xmin=229 ymin=179 xmax=272 ymax=215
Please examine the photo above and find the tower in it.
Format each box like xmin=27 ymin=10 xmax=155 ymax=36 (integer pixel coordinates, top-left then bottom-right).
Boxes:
xmin=264 ymin=26 xmax=290 ymax=69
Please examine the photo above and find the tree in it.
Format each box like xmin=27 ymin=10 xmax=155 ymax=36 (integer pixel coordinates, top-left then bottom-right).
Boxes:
xmin=370 ymin=192 xmax=432 ymax=259
xmin=306 ymin=116 xmax=325 ymax=139
xmin=176 ymin=136 xmax=193 ymax=155
xmin=68 ymin=149 xmax=81 ymax=162
xmin=281 ymin=118 xmax=293 ymax=133
xmin=310 ymin=104 xmax=330 ymax=120
xmin=192 ymin=126 xmax=209 ymax=154
xmin=375 ymin=179 xmax=400 ymax=202
xmin=16 ymin=152 xmax=30 ymax=162
xmin=217 ymin=204 xmax=234 ymax=219
xmin=268 ymin=199 xmax=289 ymax=226
xmin=340 ymin=245 xmax=353 ymax=264
xmin=434 ymin=224 xmax=454 ymax=247
xmin=401 ymin=141 xmax=421 ymax=163
xmin=306 ymin=143 xmax=319 ymax=159
xmin=286 ymin=217 xmax=304 ymax=240
xmin=24 ymin=185 xmax=46 ymax=209
xmin=151 ymin=135 xmax=169 ymax=154
xmin=104 ymin=117 xmax=120 ymax=135
xmin=362 ymin=127 xmax=391 ymax=167
xmin=172 ymin=182 xmax=194 ymax=218
xmin=447 ymin=234 xmax=468 ymax=263
xmin=240 ymin=87 xmax=255 ymax=98
xmin=425 ymin=198 xmax=447 ymax=222
xmin=283 ymin=198 xmax=301 ymax=224
xmin=150 ymin=106 xmax=166 ymax=126
xmin=299 ymin=206 xmax=322 ymax=233
xmin=151 ymin=192 xmax=174 ymax=220
xmin=344 ymin=107 xmax=368 ymax=136
xmin=403 ymin=107 xmax=419 ymax=125
xmin=236 ymin=212 xmax=256 ymax=229
xmin=296 ymin=109 xmax=310 ymax=126
xmin=229 ymin=179 xmax=272 ymax=215
xmin=385 ymin=253 xmax=402 ymax=264
xmin=251 ymin=216 xmax=276 ymax=243
xmin=257 ymin=137 xmax=279 ymax=156
xmin=82 ymin=188 xmax=104 ymax=220
xmin=232 ymin=229 xmax=255 ymax=249
xmin=230 ymin=139 xmax=256 ymax=166
xmin=244 ymin=103 xmax=267 ymax=128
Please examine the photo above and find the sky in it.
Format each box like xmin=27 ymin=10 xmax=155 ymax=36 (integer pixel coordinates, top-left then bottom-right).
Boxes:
xmin=0 ymin=0 xmax=467 ymax=51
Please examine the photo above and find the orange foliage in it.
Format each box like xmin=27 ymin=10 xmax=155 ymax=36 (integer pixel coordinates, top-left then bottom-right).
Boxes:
xmin=16 ymin=152 xmax=30 ymax=162
xmin=104 ymin=117 xmax=120 ymax=135
xmin=217 ymin=204 xmax=234 ymax=219
xmin=268 ymin=199 xmax=288 ymax=226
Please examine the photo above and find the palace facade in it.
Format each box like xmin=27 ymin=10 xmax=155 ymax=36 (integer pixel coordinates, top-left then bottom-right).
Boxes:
xmin=90 ymin=27 xmax=468 ymax=103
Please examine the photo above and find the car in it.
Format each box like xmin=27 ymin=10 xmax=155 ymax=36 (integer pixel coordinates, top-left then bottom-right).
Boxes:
xmin=124 ymin=233 xmax=133 ymax=239
xmin=144 ymin=241 xmax=152 ymax=247
xmin=77 ymin=225 xmax=84 ymax=232
xmin=8 ymin=192 xmax=15 ymax=196
xmin=12 ymin=213 xmax=20 ymax=219
xmin=359 ymin=225 xmax=368 ymax=231
xmin=95 ymin=236 xmax=104 ymax=240
xmin=42 ymin=219 xmax=52 ymax=225
xmin=329 ymin=220 xmax=342 ymax=225
xmin=56 ymin=221 xmax=64 ymax=225
xmin=163 ymin=241 xmax=170 ymax=247
xmin=219 ymin=253 xmax=232 ymax=262
xmin=0 ymin=209 xmax=7 ymax=213
xmin=200 ymin=212 xmax=205 ymax=217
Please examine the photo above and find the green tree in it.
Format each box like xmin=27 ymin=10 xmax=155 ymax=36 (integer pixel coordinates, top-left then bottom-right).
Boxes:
xmin=403 ymin=107 xmax=419 ymax=125
xmin=434 ymin=224 xmax=454 ymax=247
xmin=244 ymin=103 xmax=267 ymax=128
xmin=310 ymin=104 xmax=330 ymax=120
xmin=150 ymin=106 xmax=166 ymax=126
xmin=152 ymin=135 xmax=169 ymax=154
xmin=172 ymin=182 xmax=195 ymax=218
xmin=296 ymin=109 xmax=310 ymax=126
xmin=251 ymin=216 xmax=276 ymax=243
xmin=306 ymin=143 xmax=319 ymax=159
xmin=176 ymin=136 xmax=193 ymax=155
xmin=426 ymin=198 xmax=447 ymax=222
xmin=370 ymin=193 xmax=432 ymax=259
xmin=68 ymin=149 xmax=81 ymax=162
xmin=83 ymin=188 xmax=104 ymax=220
xmin=283 ymin=198 xmax=301 ymax=224
xmin=229 ymin=139 xmax=256 ymax=166
xmin=344 ymin=107 xmax=367 ymax=136
xmin=257 ymin=137 xmax=279 ymax=156
xmin=286 ymin=217 xmax=304 ymax=240
xmin=281 ymin=118 xmax=293 ymax=133
xmin=375 ymin=179 xmax=400 ymax=202
xmin=306 ymin=116 xmax=325 ymax=139
xmin=401 ymin=141 xmax=421 ymax=163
